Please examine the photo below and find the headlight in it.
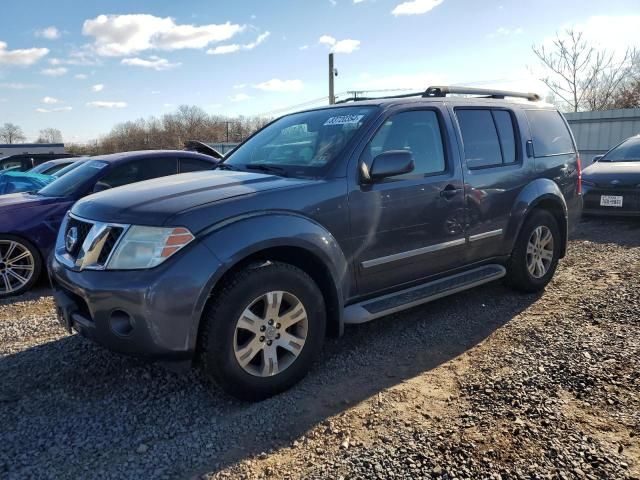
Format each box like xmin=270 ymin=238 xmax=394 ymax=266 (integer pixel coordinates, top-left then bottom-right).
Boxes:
xmin=107 ymin=226 xmax=194 ymax=270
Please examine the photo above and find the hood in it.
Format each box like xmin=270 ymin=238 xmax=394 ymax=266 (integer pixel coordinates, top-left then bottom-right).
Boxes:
xmin=72 ymin=170 xmax=314 ymax=225
xmin=582 ymin=161 xmax=640 ymax=188
xmin=0 ymin=192 xmax=61 ymax=211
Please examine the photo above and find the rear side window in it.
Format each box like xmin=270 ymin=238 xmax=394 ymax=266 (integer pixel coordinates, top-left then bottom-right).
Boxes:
xmin=526 ymin=110 xmax=574 ymax=156
xmin=101 ymin=158 xmax=177 ymax=188
xmin=456 ymin=109 xmax=518 ymax=169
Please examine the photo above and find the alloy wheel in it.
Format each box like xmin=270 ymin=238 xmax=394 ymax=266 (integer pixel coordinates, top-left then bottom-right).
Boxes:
xmin=526 ymin=226 xmax=554 ymax=279
xmin=0 ymin=240 xmax=35 ymax=295
xmin=233 ymin=290 xmax=308 ymax=377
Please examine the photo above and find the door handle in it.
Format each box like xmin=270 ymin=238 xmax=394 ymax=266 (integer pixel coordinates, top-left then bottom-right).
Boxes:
xmin=440 ymin=184 xmax=462 ymax=199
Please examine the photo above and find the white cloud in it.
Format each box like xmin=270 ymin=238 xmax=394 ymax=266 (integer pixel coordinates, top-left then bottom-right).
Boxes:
xmin=82 ymin=14 xmax=245 ymax=56
xmin=392 ymin=0 xmax=443 ymax=16
xmin=40 ymin=67 xmax=67 ymax=76
xmin=0 ymin=41 xmax=49 ymax=66
xmin=35 ymin=26 xmax=61 ymax=40
xmin=151 ymin=90 xmax=161 ymax=94
xmin=299 ymin=45 xmax=309 ymax=51
xmin=229 ymin=93 xmax=251 ymax=102
xmin=163 ymin=103 xmax=174 ymax=108
xmin=86 ymin=101 xmax=127 ymax=108
xmin=254 ymin=78 xmax=304 ymax=92
xmin=571 ymin=15 xmax=640 ymax=52
xmin=42 ymin=96 xmax=62 ymax=104
xmin=121 ymin=56 xmax=181 ymax=70
xmin=206 ymin=31 xmax=270 ymax=55
xmin=319 ymin=35 xmax=360 ymax=54
xmin=0 ymin=82 xmax=40 ymax=89
xmin=36 ymin=106 xmax=72 ymax=113
xmin=75 ymin=74 xmax=88 ymax=80
xmin=487 ymin=27 xmax=524 ymax=38
xmin=92 ymin=84 xmax=104 ymax=92
xmin=233 ymin=83 xmax=246 ymax=89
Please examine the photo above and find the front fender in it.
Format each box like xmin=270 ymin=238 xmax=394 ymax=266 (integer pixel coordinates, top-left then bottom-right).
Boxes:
xmin=504 ymin=178 xmax=568 ymax=257
xmin=186 ymin=212 xmax=349 ymax=350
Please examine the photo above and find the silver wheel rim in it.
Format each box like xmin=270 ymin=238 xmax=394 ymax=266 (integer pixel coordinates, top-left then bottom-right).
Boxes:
xmin=233 ymin=290 xmax=308 ymax=377
xmin=526 ymin=226 xmax=554 ymax=279
xmin=0 ymin=240 xmax=35 ymax=295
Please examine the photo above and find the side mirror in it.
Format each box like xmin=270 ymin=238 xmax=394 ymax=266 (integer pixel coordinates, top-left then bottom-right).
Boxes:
xmin=92 ymin=181 xmax=112 ymax=193
xmin=367 ymin=150 xmax=415 ymax=182
xmin=592 ymin=155 xmax=604 ymax=163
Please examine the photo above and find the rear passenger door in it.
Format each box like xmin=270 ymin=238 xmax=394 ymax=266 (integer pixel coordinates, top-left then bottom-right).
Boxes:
xmin=453 ymin=106 xmax=531 ymax=261
xmin=349 ymin=107 xmax=467 ymax=296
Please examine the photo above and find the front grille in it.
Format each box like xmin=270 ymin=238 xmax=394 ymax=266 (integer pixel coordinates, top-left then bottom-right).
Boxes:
xmin=97 ymin=227 xmax=124 ymax=265
xmin=65 ymin=218 xmax=93 ymax=256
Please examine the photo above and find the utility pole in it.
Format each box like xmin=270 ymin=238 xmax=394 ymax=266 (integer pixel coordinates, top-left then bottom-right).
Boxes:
xmin=329 ymin=53 xmax=335 ymax=105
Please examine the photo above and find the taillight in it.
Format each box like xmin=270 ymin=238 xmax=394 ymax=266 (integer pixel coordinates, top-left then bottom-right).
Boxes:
xmin=576 ymin=156 xmax=582 ymax=194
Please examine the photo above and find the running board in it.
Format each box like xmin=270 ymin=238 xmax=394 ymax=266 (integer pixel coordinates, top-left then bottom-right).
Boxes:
xmin=343 ymin=264 xmax=506 ymax=325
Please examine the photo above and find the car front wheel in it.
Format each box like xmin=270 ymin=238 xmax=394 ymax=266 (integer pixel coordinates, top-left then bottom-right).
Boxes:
xmin=199 ymin=261 xmax=326 ymax=401
xmin=0 ymin=235 xmax=42 ymax=298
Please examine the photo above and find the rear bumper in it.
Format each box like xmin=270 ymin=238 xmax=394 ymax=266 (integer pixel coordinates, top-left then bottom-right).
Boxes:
xmin=49 ymin=242 xmax=222 ymax=360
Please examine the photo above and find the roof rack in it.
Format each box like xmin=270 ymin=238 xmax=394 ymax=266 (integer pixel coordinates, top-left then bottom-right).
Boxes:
xmin=423 ymin=86 xmax=541 ymax=101
xmin=335 ymin=85 xmax=542 ymax=104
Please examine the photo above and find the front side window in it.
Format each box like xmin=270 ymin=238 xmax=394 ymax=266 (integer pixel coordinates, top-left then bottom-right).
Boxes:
xmin=363 ymin=110 xmax=446 ymax=177
xmin=526 ymin=110 xmax=574 ymax=157
xmin=456 ymin=108 xmax=518 ymax=169
xmin=224 ymin=106 xmax=376 ymax=177
xmin=602 ymin=136 xmax=640 ymax=162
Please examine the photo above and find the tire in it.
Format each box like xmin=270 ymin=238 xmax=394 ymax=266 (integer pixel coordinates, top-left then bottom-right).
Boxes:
xmin=0 ymin=234 xmax=42 ymax=299
xmin=199 ymin=261 xmax=326 ymax=401
xmin=505 ymin=210 xmax=561 ymax=293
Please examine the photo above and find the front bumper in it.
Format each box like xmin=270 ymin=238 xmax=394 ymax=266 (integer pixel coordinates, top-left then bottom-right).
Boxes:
xmin=582 ymin=186 xmax=640 ymax=217
xmin=49 ymin=242 xmax=222 ymax=360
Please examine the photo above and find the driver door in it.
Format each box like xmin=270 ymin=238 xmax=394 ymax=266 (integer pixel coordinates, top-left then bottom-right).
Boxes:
xmin=348 ymin=107 xmax=467 ymax=296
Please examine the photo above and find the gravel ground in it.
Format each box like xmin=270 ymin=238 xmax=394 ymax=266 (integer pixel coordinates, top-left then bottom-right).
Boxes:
xmin=1 ymin=217 xmax=638 ymax=479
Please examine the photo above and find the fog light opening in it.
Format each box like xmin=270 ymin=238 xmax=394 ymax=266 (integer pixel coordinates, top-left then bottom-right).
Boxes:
xmin=110 ymin=310 xmax=134 ymax=337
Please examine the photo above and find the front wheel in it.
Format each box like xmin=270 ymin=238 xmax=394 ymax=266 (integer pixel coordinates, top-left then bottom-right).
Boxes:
xmin=0 ymin=235 xmax=42 ymax=298
xmin=199 ymin=261 xmax=326 ymax=401
xmin=505 ymin=210 xmax=561 ymax=293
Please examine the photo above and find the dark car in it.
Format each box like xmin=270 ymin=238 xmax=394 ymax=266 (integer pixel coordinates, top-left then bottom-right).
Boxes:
xmin=29 ymin=158 xmax=79 ymax=176
xmin=0 ymin=153 xmax=77 ymax=172
xmin=0 ymin=150 xmax=217 ymax=297
xmin=582 ymin=135 xmax=640 ymax=216
xmin=50 ymin=86 xmax=582 ymax=400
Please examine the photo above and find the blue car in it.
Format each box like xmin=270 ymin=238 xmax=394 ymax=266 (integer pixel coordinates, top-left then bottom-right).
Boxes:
xmin=0 ymin=170 xmax=55 ymax=195
xmin=29 ymin=158 xmax=79 ymax=176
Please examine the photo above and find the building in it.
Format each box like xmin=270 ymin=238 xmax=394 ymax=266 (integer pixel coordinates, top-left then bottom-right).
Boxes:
xmin=0 ymin=143 xmax=65 ymax=157
xmin=565 ymin=109 xmax=640 ymax=165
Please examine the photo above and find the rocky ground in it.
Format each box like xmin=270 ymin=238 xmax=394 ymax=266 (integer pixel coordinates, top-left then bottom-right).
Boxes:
xmin=1 ymin=217 xmax=638 ymax=479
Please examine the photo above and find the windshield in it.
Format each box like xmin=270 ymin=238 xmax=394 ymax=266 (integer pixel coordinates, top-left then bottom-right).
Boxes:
xmin=223 ymin=106 xmax=377 ymax=177
xmin=38 ymin=160 xmax=108 ymax=197
xmin=602 ymin=137 xmax=640 ymax=162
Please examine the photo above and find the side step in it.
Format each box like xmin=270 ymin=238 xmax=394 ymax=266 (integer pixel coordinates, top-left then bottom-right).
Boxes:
xmin=343 ymin=264 xmax=506 ymax=325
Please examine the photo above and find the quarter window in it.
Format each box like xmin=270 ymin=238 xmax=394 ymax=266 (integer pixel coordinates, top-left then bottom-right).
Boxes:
xmin=180 ymin=157 xmax=215 ymax=173
xmin=364 ymin=110 xmax=446 ymax=177
xmin=526 ymin=110 xmax=574 ymax=157
xmin=456 ymin=109 xmax=518 ymax=169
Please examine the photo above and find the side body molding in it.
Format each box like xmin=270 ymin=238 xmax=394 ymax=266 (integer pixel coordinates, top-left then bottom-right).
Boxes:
xmin=504 ymin=178 xmax=569 ymax=258
xmin=186 ymin=212 xmax=350 ymax=349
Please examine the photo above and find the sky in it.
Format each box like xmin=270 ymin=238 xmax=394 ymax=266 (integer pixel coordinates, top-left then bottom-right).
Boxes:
xmin=0 ymin=0 xmax=639 ymax=143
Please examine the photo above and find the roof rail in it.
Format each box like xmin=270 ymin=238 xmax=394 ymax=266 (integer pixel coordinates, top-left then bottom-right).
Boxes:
xmin=423 ymin=85 xmax=541 ymax=102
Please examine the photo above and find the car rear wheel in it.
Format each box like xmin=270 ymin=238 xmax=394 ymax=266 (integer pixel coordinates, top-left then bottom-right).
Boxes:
xmin=0 ymin=235 xmax=42 ymax=298
xmin=199 ymin=261 xmax=326 ymax=401
xmin=505 ymin=210 xmax=561 ymax=293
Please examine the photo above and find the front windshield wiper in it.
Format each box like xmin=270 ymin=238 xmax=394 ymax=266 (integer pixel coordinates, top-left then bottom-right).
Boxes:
xmin=245 ymin=164 xmax=289 ymax=177
xmin=216 ymin=163 xmax=242 ymax=171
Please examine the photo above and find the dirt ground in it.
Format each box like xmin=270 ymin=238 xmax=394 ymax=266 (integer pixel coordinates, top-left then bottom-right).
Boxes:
xmin=1 ymin=217 xmax=639 ymax=479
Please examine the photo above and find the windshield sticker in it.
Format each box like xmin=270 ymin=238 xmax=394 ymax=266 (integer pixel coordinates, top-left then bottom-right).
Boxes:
xmin=323 ymin=114 xmax=365 ymax=126
xmin=87 ymin=161 xmax=109 ymax=169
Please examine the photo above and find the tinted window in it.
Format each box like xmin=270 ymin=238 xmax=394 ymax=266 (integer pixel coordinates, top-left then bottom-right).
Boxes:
xmin=39 ymin=160 xmax=109 ymax=197
xmin=456 ymin=110 xmax=503 ymax=168
xmin=602 ymin=136 xmax=640 ymax=162
xmin=493 ymin=110 xmax=517 ymax=164
xmin=526 ymin=110 xmax=574 ymax=156
xmin=180 ymin=157 xmax=215 ymax=173
xmin=364 ymin=110 xmax=446 ymax=177
xmin=100 ymin=157 xmax=177 ymax=188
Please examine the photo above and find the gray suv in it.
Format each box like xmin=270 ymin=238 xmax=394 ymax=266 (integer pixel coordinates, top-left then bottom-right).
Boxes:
xmin=50 ymin=86 xmax=583 ymax=400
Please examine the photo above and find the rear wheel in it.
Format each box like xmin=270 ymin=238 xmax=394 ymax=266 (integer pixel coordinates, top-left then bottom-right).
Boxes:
xmin=199 ymin=261 xmax=326 ymax=401
xmin=505 ymin=210 xmax=561 ymax=293
xmin=0 ymin=235 xmax=42 ymax=298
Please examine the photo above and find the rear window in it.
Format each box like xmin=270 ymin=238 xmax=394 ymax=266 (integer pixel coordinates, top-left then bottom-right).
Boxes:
xmin=526 ymin=110 xmax=574 ymax=156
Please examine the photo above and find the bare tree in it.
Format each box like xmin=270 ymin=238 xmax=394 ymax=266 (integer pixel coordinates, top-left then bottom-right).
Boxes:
xmin=36 ymin=127 xmax=63 ymax=143
xmin=532 ymin=28 xmax=636 ymax=112
xmin=0 ymin=123 xmax=27 ymax=144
